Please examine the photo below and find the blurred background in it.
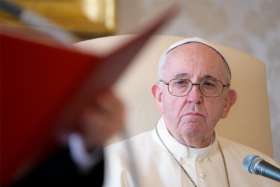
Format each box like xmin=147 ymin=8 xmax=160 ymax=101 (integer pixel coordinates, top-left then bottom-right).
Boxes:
xmin=0 ymin=0 xmax=116 ymax=38
xmin=1 ymin=0 xmax=279 ymax=161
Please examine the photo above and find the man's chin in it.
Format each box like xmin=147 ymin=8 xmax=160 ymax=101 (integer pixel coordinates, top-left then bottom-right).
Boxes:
xmin=180 ymin=116 xmax=204 ymax=126
xmin=179 ymin=121 xmax=205 ymax=135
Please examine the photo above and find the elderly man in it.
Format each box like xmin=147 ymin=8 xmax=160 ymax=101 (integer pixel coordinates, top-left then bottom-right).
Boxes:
xmin=104 ymin=38 xmax=279 ymax=187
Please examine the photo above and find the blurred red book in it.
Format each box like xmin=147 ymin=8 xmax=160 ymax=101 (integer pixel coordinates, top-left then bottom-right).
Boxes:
xmin=0 ymin=3 xmax=178 ymax=186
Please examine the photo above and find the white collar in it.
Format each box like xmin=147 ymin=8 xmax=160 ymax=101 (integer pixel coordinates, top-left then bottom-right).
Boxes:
xmin=156 ymin=117 xmax=218 ymax=161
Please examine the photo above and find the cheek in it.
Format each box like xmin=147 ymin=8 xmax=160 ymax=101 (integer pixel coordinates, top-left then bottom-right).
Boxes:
xmin=161 ymin=98 xmax=185 ymax=139
xmin=161 ymin=96 xmax=182 ymax=123
xmin=204 ymin=100 xmax=225 ymax=125
xmin=162 ymin=96 xmax=183 ymax=116
xmin=162 ymin=98 xmax=175 ymax=119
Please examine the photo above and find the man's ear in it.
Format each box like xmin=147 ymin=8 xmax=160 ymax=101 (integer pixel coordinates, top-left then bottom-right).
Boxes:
xmin=222 ymin=89 xmax=237 ymax=118
xmin=151 ymin=83 xmax=164 ymax=113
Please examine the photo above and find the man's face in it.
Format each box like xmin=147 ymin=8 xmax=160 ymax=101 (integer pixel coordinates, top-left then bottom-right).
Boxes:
xmin=152 ymin=43 xmax=236 ymax=147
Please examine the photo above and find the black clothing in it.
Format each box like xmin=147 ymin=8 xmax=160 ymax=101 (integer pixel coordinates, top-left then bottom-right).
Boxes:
xmin=11 ymin=147 xmax=104 ymax=187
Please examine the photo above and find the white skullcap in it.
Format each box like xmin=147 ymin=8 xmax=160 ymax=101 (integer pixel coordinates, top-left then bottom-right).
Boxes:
xmin=158 ymin=37 xmax=231 ymax=80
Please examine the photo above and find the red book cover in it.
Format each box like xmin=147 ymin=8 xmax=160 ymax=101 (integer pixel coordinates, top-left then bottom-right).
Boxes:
xmin=0 ymin=3 xmax=178 ymax=185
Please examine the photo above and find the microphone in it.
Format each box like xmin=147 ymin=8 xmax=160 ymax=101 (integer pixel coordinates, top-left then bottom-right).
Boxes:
xmin=243 ymin=154 xmax=280 ymax=182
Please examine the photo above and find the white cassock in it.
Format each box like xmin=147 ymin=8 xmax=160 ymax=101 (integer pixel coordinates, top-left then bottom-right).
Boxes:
xmin=104 ymin=118 xmax=279 ymax=187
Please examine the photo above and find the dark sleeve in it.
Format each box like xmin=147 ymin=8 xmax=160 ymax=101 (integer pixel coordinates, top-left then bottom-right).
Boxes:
xmin=11 ymin=146 xmax=104 ymax=187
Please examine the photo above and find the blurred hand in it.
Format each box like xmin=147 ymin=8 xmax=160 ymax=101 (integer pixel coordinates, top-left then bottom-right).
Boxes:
xmin=79 ymin=91 xmax=125 ymax=151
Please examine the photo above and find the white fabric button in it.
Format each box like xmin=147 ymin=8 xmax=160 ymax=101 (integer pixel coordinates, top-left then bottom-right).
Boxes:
xmin=197 ymin=157 xmax=205 ymax=163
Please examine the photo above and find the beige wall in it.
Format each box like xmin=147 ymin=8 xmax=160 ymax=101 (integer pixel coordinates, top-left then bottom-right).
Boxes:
xmin=116 ymin=0 xmax=280 ymax=161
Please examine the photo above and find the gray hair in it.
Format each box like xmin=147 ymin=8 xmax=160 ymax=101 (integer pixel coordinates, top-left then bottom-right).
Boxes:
xmin=158 ymin=37 xmax=231 ymax=82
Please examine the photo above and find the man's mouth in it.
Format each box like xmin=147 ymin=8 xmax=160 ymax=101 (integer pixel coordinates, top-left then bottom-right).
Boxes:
xmin=185 ymin=112 xmax=205 ymax=117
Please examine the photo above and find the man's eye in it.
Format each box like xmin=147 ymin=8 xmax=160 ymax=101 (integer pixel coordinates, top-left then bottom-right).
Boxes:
xmin=203 ymin=81 xmax=217 ymax=88
xmin=174 ymin=80 xmax=188 ymax=87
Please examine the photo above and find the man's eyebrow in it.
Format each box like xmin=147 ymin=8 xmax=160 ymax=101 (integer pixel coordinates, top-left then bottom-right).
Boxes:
xmin=173 ymin=73 xmax=190 ymax=79
xmin=173 ymin=73 xmax=218 ymax=81
xmin=202 ymin=75 xmax=219 ymax=81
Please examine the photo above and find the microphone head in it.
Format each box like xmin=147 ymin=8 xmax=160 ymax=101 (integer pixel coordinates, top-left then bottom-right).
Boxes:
xmin=243 ymin=154 xmax=261 ymax=173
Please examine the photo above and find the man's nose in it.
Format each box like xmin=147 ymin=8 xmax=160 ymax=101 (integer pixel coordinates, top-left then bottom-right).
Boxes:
xmin=186 ymin=84 xmax=203 ymax=104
